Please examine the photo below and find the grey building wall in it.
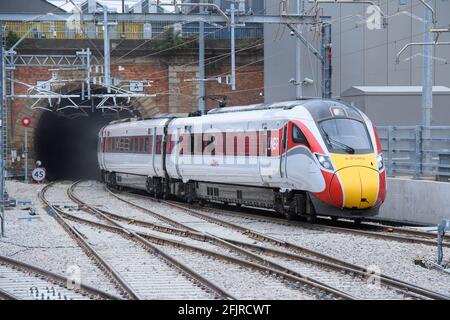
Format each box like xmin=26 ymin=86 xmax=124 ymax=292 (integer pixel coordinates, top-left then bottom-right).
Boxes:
xmin=264 ymin=0 xmax=450 ymax=107
xmin=182 ymin=0 xmax=265 ymax=13
xmin=341 ymin=86 xmax=450 ymax=125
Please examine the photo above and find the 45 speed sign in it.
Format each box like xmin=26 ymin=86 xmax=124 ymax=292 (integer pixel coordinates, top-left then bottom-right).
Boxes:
xmin=32 ymin=167 xmax=46 ymax=182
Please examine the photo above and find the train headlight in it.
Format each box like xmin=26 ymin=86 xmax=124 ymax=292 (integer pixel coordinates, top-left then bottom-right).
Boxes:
xmin=315 ymin=154 xmax=334 ymax=171
xmin=377 ymin=154 xmax=384 ymax=171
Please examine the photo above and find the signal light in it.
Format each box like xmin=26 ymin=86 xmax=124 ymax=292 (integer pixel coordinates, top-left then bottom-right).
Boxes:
xmin=22 ymin=117 xmax=31 ymax=127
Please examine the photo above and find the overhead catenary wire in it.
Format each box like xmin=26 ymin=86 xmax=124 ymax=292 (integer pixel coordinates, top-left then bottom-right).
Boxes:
xmin=139 ymin=39 xmax=264 ymax=83
xmin=151 ymin=43 xmax=285 ymax=99
xmin=113 ymin=23 xmax=228 ymax=64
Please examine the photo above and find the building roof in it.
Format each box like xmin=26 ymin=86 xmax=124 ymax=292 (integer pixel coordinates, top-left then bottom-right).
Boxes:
xmin=342 ymin=86 xmax=450 ymax=96
xmin=0 ymin=0 xmax=67 ymax=14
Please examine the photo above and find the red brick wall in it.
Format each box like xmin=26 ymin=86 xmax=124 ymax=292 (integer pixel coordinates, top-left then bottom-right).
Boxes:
xmin=10 ymin=61 xmax=264 ymax=158
xmin=111 ymin=64 xmax=169 ymax=113
xmin=12 ymin=67 xmax=52 ymax=131
xmin=205 ymin=64 xmax=264 ymax=110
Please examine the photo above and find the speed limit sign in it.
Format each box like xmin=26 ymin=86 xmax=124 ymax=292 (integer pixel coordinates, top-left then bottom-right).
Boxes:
xmin=32 ymin=167 xmax=46 ymax=182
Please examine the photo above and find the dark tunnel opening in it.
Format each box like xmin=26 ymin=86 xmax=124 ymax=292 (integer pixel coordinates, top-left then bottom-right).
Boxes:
xmin=34 ymin=90 xmax=138 ymax=181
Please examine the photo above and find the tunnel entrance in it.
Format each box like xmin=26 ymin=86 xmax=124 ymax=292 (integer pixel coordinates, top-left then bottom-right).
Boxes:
xmin=34 ymin=90 xmax=138 ymax=181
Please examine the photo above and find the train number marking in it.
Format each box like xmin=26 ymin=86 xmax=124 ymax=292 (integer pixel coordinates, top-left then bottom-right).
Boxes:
xmin=32 ymin=168 xmax=46 ymax=182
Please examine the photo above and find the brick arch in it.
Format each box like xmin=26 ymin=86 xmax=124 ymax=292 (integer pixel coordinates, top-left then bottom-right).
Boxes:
xmin=10 ymin=82 xmax=162 ymax=173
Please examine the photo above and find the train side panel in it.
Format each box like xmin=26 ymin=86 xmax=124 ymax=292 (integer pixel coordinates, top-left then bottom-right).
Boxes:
xmin=99 ymin=118 xmax=169 ymax=178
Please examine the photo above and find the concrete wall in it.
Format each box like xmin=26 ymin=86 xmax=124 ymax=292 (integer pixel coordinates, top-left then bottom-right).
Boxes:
xmin=341 ymin=90 xmax=450 ymax=126
xmin=377 ymin=177 xmax=450 ymax=225
xmin=264 ymin=0 xmax=450 ymax=103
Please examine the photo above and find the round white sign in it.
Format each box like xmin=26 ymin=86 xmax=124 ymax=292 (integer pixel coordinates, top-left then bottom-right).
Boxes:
xmin=32 ymin=167 xmax=46 ymax=182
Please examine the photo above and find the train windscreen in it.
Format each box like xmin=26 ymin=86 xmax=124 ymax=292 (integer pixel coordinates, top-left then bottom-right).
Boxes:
xmin=318 ymin=119 xmax=373 ymax=154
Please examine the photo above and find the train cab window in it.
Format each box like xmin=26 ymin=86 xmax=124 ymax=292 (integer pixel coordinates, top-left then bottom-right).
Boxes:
xmin=319 ymin=118 xmax=373 ymax=154
xmin=292 ymin=124 xmax=309 ymax=147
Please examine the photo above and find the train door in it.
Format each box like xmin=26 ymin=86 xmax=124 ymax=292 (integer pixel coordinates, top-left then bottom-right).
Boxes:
xmin=280 ymin=124 xmax=288 ymax=178
xmin=174 ymin=127 xmax=182 ymax=179
xmin=285 ymin=122 xmax=315 ymax=190
xmin=151 ymin=127 xmax=157 ymax=175
xmin=98 ymin=129 xmax=106 ymax=170
xmin=97 ymin=135 xmax=103 ymax=169
xmin=259 ymin=122 xmax=284 ymax=185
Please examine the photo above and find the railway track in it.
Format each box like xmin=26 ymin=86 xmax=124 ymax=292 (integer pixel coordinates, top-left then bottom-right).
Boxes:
xmin=0 ymin=254 xmax=118 ymax=300
xmin=113 ymin=191 xmax=449 ymax=248
xmin=69 ymin=181 xmax=361 ymax=300
xmin=190 ymin=203 xmax=450 ymax=248
xmin=79 ymin=182 xmax=448 ymax=300
xmin=40 ymin=182 xmax=232 ymax=300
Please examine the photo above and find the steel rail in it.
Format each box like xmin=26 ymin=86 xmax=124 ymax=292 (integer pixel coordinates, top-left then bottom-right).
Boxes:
xmin=68 ymin=182 xmax=236 ymax=300
xmin=104 ymin=186 xmax=449 ymax=300
xmin=39 ymin=183 xmax=140 ymax=300
xmin=123 ymin=190 xmax=449 ymax=245
xmin=0 ymin=288 xmax=20 ymax=300
xmin=93 ymin=207 xmax=432 ymax=300
xmin=93 ymin=208 xmax=366 ymax=299
xmin=109 ymin=189 xmax=448 ymax=300
xmin=0 ymin=254 xmax=119 ymax=300
xmin=161 ymin=200 xmax=450 ymax=300
xmin=70 ymin=183 xmax=356 ymax=300
xmin=63 ymin=209 xmax=355 ymax=300
xmin=111 ymin=189 xmax=449 ymax=243
xmin=184 ymin=203 xmax=450 ymax=248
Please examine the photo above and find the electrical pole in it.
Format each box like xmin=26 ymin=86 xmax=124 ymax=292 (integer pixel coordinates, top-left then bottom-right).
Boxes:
xmin=0 ymin=26 xmax=4 ymax=237
xmin=199 ymin=19 xmax=205 ymax=114
xmin=421 ymin=0 xmax=435 ymax=177
xmin=121 ymin=0 xmax=126 ymax=39
xmin=103 ymin=6 xmax=111 ymax=93
xmin=295 ymin=0 xmax=303 ymax=99
xmin=421 ymin=0 xmax=434 ymax=128
xmin=230 ymin=2 xmax=236 ymax=91
xmin=321 ymin=23 xmax=332 ymax=99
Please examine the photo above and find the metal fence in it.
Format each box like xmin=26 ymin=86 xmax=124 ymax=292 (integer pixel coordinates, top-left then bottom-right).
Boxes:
xmin=377 ymin=126 xmax=450 ymax=181
xmin=3 ymin=20 xmax=263 ymax=40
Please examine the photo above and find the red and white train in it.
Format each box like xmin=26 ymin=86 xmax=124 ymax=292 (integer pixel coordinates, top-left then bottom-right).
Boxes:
xmin=98 ymin=99 xmax=386 ymax=221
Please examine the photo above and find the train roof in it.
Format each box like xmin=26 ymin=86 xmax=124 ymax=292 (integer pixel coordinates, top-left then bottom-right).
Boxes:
xmin=207 ymin=99 xmax=365 ymax=122
xmin=207 ymin=101 xmax=300 ymax=115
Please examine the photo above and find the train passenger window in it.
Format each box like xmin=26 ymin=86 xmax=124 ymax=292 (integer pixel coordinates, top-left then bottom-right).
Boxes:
xmin=148 ymin=135 xmax=153 ymax=154
xmin=190 ymin=134 xmax=195 ymax=155
xmin=140 ymin=137 xmax=145 ymax=153
xmin=143 ymin=137 xmax=148 ymax=153
xmin=245 ymin=136 xmax=250 ymax=156
xmin=179 ymin=135 xmax=184 ymax=155
xmin=155 ymin=135 xmax=162 ymax=155
xmin=292 ymin=125 xmax=309 ymax=147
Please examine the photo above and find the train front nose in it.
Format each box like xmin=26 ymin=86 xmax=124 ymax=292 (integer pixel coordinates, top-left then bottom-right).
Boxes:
xmin=330 ymin=166 xmax=379 ymax=209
